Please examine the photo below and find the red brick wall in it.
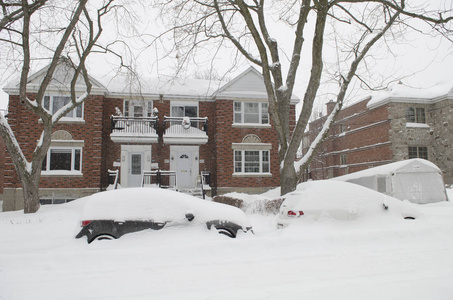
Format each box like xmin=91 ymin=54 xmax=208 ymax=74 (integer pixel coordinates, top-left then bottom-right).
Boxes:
xmin=199 ymin=101 xmax=218 ymax=193
xmin=102 ymin=97 xmax=123 ymax=186
xmin=0 ymin=134 xmax=5 ymax=194
xmin=214 ymin=99 xmax=280 ymax=188
xmin=308 ymin=99 xmax=393 ymax=179
xmin=4 ymin=94 xmax=105 ymax=189
xmin=3 ymin=93 xmax=295 ymax=194
xmin=152 ymin=99 xmax=170 ymax=171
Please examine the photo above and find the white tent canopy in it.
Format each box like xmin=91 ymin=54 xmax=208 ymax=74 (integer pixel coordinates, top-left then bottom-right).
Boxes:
xmin=333 ymin=159 xmax=448 ymax=204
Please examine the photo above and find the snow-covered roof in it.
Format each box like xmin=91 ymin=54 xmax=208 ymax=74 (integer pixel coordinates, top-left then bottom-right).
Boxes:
xmin=366 ymin=82 xmax=453 ymax=109
xmin=214 ymin=67 xmax=300 ymax=104
xmin=333 ymin=159 xmax=442 ymax=182
xmin=3 ymin=63 xmax=300 ymax=103
xmin=103 ymin=74 xmax=226 ymax=100
xmin=3 ymin=58 xmax=108 ymax=96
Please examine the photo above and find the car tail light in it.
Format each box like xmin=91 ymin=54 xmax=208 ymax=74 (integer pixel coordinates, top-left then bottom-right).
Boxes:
xmin=287 ymin=210 xmax=297 ymax=217
xmin=81 ymin=220 xmax=92 ymax=227
xmin=287 ymin=210 xmax=304 ymax=217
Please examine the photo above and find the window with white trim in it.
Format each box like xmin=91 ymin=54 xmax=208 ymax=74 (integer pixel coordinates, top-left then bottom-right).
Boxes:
xmin=234 ymin=150 xmax=270 ymax=174
xmin=44 ymin=95 xmax=83 ymax=119
xmin=406 ymin=107 xmax=425 ymax=123
xmin=171 ymin=105 xmax=198 ymax=118
xmin=408 ymin=146 xmax=428 ymax=160
xmin=42 ymin=147 xmax=82 ymax=173
xmin=123 ymin=100 xmax=153 ymax=117
xmin=234 ymin=102 xmax=269 ymax=124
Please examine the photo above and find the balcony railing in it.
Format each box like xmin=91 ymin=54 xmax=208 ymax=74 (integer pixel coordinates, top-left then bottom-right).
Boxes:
xmin=110 ymin=116 xmax=158 ymax=143
xmin=163 ymin=116 xmax=208 ymax=144
xmin=142 ymin=170 xmax=177 ymax=189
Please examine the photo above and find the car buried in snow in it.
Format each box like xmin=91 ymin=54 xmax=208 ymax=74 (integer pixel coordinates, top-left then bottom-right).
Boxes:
xmin=277 ymin=180 xmax=420 ymax=228
xmin=75 ymin=188 xmax=253 ymax=243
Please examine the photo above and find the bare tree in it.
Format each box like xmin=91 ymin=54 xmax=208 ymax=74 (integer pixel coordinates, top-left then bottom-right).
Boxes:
xmin=0 ymin=0 xmax=47 ymax=31
xmin=0 ymin=0 xmax=117 ymax=213
xmin=156 ymin=0 xmax=452 ymax=195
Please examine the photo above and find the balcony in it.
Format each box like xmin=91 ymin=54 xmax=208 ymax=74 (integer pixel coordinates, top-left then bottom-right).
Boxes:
xmin=163 ymin=116 xmax=208 ymax=144
xmin=110 ymin=116 xmax=158 ymax=143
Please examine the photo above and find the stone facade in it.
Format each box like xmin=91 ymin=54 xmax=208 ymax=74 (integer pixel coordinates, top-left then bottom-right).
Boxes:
xmin=388 ymin=102 xmax=432 ymax=161
xmin=429 ymin=99 xmax=453 ymax=184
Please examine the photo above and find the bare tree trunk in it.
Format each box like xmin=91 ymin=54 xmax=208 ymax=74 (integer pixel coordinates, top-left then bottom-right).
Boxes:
xmin=280 ymin=163 xmax=297 ymax=196
xmin=155 ymin=0 xmax=453 ymax=195
xmin=22 ymin=175 xmax=40 ymax=213
xmin=0 ymin=0 xmax=116 ymax=213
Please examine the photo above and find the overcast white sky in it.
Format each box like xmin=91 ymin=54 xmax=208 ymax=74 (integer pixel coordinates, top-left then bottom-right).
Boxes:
xmin=1 ymin=2 xmax=452 ymax=114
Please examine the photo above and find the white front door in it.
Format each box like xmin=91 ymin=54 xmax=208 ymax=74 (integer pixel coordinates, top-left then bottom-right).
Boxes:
xmin=177 ymin=152 xmax=193 ymax=187
xmin=170 ymin=146 xmax=199 ymax=189
xmin=129 ymin=152 xmax=143 ymax=187
xmin=120 ymin=145 xmax=151 ymax=188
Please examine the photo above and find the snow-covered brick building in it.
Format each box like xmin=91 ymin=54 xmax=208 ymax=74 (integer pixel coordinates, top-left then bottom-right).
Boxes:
xmin=0 ymin=61 xmax=298 ymax=211
xmin=303 ymin=82 xmax=453 ymax=186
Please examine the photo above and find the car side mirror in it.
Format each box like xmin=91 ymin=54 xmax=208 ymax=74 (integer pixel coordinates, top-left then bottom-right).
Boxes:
xmin=185 ymin=213 xmax=195 ymax=222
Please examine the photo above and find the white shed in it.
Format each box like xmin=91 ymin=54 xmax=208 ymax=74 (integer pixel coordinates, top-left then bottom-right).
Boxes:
xmin=333 ymin=159 xmax=448 ymax=204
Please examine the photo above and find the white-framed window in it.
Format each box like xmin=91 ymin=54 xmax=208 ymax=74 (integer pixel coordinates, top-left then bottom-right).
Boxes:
xmin=234 ymin=102 xmax=269 ymax=124
xmin=42 ymin=147 xmax=82 ymax=174
xmin=234 ymin=150 xmax=270 ymax=174
xmin=44 ymin=95 xmax=83 ymax=119
xmin=171 ymin=104 xmax=198 ymax=118
xmin=123 ymin=100 xmax=153 ymax=117
xmin=408 ymin=146 xmax=428 ymax=160
xmin=406 ymin=107 xmax=426 ymax=123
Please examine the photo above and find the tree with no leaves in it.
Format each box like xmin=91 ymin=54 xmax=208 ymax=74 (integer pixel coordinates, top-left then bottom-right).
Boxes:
xmin=156 ymin=0 xmax=452 ymax=195
xmin=0 ymin=0 xmax=117 ymax=213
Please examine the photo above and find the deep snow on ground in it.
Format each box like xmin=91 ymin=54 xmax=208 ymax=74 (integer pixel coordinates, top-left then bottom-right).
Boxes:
xmin=0 ymin=188 xmax=452 ymax=300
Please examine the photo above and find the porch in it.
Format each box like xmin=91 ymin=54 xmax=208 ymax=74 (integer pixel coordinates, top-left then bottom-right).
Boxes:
xmin=110 ymin=115 xmax=209 ymax=145
xmin=108 ymin=169 xmax=211 ymax=199
xmin=110 ymin=116 xmax=158 ymax=143
xmin=163 ymin=116 xmax=208 ymax=144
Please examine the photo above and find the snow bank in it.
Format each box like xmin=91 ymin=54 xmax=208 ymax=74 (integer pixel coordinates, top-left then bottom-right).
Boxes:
xmin=223 ymin=187 xmax=282 ymax=214
xmin=447 ymin=187 xmax=453 ymax=201
xmin=1 ymin=187 xmax=453 ymax=300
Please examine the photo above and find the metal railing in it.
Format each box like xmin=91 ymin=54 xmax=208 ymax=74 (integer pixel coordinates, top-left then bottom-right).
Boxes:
xmin=111 ymin=116 xmax=158 ymax=134
xmin=108 ymin=169 xmax=119 ymax=190
xmin=200 ymin=171 xmax=211 ymax=199
xmin=163 ymin=116 xmax=208 ymax=135
xmin=142 ymin=169 xmax=177 ymax=189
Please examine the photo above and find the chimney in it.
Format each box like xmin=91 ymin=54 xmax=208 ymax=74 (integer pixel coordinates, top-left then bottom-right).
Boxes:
xmin=326 ymin=100 xmax=336 ymax=115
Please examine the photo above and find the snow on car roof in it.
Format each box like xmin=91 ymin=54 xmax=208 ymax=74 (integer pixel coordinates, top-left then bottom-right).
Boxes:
xmin=80 ymin=188 xmax=250 ymax=225
xmin=282 ymin=180 xmax=420 ymax=219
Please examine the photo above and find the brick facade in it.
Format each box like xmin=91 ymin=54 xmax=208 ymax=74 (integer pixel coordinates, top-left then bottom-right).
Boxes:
xmin=4 ymin=95 xmax=105 ymax=191
xmin=214 ymin=99 xmax=281 ymax=193
xmin=0 ymin=66 xmax=299 ymax=210
xmin=0 ymin=134 xmax=4 ymax=195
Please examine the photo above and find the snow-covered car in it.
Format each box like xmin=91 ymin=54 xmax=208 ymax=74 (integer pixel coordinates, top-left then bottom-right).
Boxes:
xmin=277 ymin=180 xmax=420 ymax=228
xmin=75 ymin=188 xmax=253 ymax=243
